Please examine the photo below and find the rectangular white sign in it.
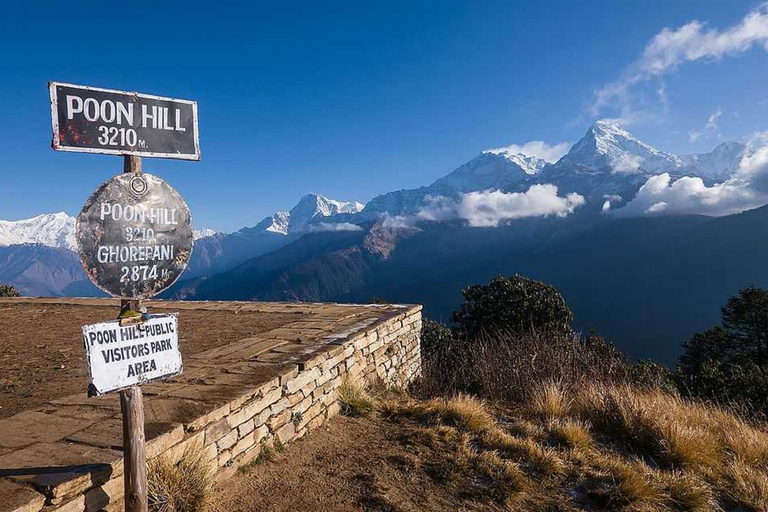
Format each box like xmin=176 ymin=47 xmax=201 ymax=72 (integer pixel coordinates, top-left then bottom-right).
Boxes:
xmin=82 ymin=314 xmax=183 ymax=396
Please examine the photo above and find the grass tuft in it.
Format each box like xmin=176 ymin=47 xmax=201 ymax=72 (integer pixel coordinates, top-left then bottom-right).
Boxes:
xmin=148 ymin=443 xmax=214 ymax=512
xmin=725 ymin=458 xmax=768 ymax=511
xmin=662 ymin=471 xmax=718 ymax=512
xmin=483 ymin=427 xmax=565 ymax=476
xmin=594 ymin=456 xmax=666 ymax=507
xmin=431 ymin=394 xmax=495 ymax=433
xmin=549 ymin=418 xmax=593 ymax=451
xmin=339 ymin=380 xmax=376 ymax=418
xmin=529 ymin=381 xmax=571 ymax=419
xmin=238 ymin=439 xmax=279 ymax=473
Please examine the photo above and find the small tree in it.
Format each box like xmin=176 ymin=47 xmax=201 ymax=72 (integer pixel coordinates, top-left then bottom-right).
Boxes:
xmin=676 ymin=286 xmax=768 ymax=413
xmin=450 ymin=274 xmax=573 ymax=338
xmin=0 ymin=284 xmax=20 ymax=297
xmin=722 ymin=286 xmax=768 ymax=366
xmin=678 ymin=327 xmax=735 ymax=376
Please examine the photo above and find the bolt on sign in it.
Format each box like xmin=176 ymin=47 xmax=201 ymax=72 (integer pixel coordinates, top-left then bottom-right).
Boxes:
xmin=77 ymin=173 xmax=194 ymax=298
xmin=49 ymin=82 xmax=200 ymax=160
xmin=83 ymin=314 xmax=182 ymax=395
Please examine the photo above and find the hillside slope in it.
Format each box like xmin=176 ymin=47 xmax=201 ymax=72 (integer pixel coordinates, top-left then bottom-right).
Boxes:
xmin=179 ymin=205 xmax=768 ymax=362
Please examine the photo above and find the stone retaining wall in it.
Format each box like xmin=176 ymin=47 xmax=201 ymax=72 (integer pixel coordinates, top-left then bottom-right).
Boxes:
xmin=0 ymin=300 xmax=422 ymax=512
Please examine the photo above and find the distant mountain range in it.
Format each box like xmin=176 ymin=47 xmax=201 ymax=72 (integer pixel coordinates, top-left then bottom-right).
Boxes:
xmin=2 ymin=120 xmax=765 ymax=362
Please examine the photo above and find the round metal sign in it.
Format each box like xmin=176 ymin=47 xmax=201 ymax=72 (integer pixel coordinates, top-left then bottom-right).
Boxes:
xmin=76 ymin=173 xmax=194 ymax=298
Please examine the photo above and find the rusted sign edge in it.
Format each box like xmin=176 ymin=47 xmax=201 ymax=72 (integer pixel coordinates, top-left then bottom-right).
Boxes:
xmin=49 ymin=81 xmax=201 ymax=161
xmin=75 ymin=173 xmax=195 ymax=299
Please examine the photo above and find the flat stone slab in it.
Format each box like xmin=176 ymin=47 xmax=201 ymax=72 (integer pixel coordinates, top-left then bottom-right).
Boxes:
xmin=0 ymin=479 xmax=45 ymax=512
xmin=0 ymin=442 xmax=122 ymax=499
xmin=0 ymin=412 xmax=97 ymax=450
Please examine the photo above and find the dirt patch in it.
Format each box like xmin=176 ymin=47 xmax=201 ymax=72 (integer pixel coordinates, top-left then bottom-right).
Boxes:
xmin=0 ymin=303 xmax=295 ymax=419
xmin=211 ymin=414 xmax=504 ymax=512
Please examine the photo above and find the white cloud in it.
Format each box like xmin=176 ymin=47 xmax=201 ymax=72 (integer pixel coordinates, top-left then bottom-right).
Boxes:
xmin=613 ymin=173 xmax=765 ymax=217
xmin=706 ymin=107 xmax=723 ymax=131
xmin=601 ymin=194 xmax=624 ymax=213
xmin=614 ymin=130 xmax=768 ymax=217
xmin=380 ymin=214 xmax=416 ymax=229
xmin=689 ymin=107 xmax=723 ymax=142
xmin=415 ymin=195 xmax=457 ymax=222
xmin=592 ymin=3 xmax=768 ymax=119
xmin=487 ymin=140 xmax=571 ymax=163
xmin=416 ymin=185 xmax=585 ymax=228
xmin=610 ymin=153 xmax=644 ymax=173
xmin=308 ymin=222 xmax=363 ymax=232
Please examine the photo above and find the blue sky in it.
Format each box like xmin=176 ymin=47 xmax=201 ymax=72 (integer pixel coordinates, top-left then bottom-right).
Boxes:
xmin=1 ymin=0 xmax=766 ymax=231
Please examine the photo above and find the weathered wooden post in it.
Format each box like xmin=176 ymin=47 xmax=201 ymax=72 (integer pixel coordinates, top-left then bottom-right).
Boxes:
xmin=49 ymin=82 xmax=200 ymax=512
xmin=120 ymin=385 xmax=148 ymax=512
xmin=121 ymin=155 xmax=148 ymax=512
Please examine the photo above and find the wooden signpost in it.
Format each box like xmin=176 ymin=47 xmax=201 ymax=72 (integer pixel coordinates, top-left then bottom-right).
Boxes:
xmin=50 ymin=82 xmax=200 ymax=512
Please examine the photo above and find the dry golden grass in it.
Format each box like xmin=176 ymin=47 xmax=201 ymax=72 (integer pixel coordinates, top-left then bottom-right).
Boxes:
xmin=472 ymin=451 xmax=528 ymax=494
xmin=661 ymin=471 xmax=718 ymax=512
xmin=385 ymin=393 xmax=495 ymax=433
xmin=482 ymin=427 xmax=566 ymax=476
xmin=724 ymin=424 xmax=768 ymax=468
xmin=725 ymin=458 xmax=768 ymax=511
xmin=432 ymin=394 xmax=495 ymax=432
xmin=529 ymin=380 xmax=572 ymax=419
xmin=376 ymin=380 xmax=768 ymax=510
xmin=148 ymin=443 xmax=214 ymax=512
xmin=338 ymin=380 xmax=376 ymax=418
xmin=549 ymin=418 xmax=593 ymax=451
xmin=590 ymin=454 xmax=666 ymax=507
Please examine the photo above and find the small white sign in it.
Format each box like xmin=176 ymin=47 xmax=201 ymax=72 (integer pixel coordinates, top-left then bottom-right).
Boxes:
xmin=82 ymin=314 xmax=183 ymax=396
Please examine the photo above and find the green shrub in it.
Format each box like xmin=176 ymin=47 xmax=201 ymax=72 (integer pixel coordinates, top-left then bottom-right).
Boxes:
xmin=450 ymin=274 xmax=573 ymax=339
xmin=421 ymin=318 xmax=458 ymax=356
xmin=0 ymin=284 xmax=20 ymax=297
xmin=631 ymin=359 xmax=676 ymax=393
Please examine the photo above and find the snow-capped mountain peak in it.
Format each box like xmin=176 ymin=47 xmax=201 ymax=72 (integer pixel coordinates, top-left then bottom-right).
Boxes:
xmin=253 ymin=194 xmax=365 ymax=236
xmin=0 ymin=212 xmax=76 ymax=251
xmin=427 ymin=150 xmax=547 ymax=198
xmin=193 ymin=228 xmax=219 ymax=240
xmin=481 ymin=149 xmax=549 ymax=176
xmin=288 ymin=194 xmax=364 ymax=230
xmin=558 ymin=119 xmax=683 ymax=174
xmin=264 ymin=211 xmax=291 ymax=235
xmin=679 ymin=141 xmax=748 ymax=182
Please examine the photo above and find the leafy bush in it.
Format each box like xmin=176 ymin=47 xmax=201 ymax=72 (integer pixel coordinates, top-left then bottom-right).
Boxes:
xmin=0 ymin=284 xmax=20 ymax=297
xmin=631 ymin=359 xmax=676 ymax=393
xmin=450 ymin=274 xmax=573 ymax=339
xmin=420 ymin=318 xmax=458 ymax=357
xmin=419 ymin=275 xmax=630 ymax=403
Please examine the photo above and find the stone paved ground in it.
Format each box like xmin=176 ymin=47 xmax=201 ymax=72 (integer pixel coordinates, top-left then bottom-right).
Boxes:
xmin=0 ymin=299 xmax=298 ymax=419
xmin=0 ymin=298 xmax=419 ymax=512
